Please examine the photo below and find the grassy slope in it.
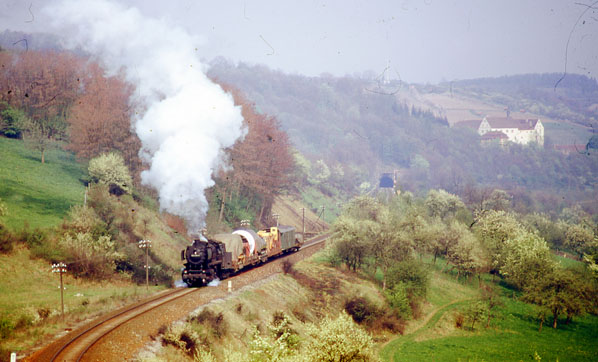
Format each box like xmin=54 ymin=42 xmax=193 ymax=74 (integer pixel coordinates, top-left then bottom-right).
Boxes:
xmin=0 ymin=137 xmax=193 ymax=357
xmin=0 ymin=245 xmax=166 ymax=356
xmin=0 ymin=137 xmax=86 ymax=229
xmin=381 ymin=259 xmax=598 ymax=362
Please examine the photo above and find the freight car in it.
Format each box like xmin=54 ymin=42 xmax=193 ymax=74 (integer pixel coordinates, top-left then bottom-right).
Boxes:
xmin=181 ymin=225 xmax=301 ymax=286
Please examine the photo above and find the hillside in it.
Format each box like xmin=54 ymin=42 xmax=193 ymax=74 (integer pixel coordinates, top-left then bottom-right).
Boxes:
xmin=0 ymin=137 xmax=86 ymax=229
xmin=208 ymin=61 xmax=598 ymax=215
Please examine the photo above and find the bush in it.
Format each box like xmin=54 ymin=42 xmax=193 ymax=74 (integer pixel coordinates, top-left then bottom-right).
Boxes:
xmin=304 ymin=312 xmax=378 ymax=362
xmin=0 ymin=317 xmax=14 ymax=340
xmin=188 ymin=309 xmax=228 ymax=339
xmin=161 ymin=323 xmax=200 ymax=356
xmin=385 ymin=283 xmax=412 ymax=320
xmin=60 ymin=232 xmax=121 ymax=278
xmin=344 ymin=297 xmax=381 ymax=325
xmin=0 ymin=225 xmax=13 ymax=254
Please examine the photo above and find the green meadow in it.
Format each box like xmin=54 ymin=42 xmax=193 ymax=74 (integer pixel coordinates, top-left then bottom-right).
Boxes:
xmin=0 ymin=137 xmax=86 ymax=229
xmin=380 ymin=260 xmax=598 ymax=362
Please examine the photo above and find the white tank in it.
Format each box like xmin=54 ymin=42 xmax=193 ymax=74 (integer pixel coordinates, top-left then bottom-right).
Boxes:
xmin=233 ymin=229 xmax=266 ymax=255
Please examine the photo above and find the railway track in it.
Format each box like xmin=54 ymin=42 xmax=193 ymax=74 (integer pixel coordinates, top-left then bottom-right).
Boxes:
xmin=28 ymin=233 xmax=330 ymax=362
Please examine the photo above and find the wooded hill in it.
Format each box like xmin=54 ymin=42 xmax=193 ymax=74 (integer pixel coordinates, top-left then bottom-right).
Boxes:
xmin=208 ymin=60 xmax=598 ymax=216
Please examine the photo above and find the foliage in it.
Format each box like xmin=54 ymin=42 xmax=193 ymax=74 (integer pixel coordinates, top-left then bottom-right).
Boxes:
xmin=385 ymin=283 xmax=411 ymax=320
xmin=462 ymin=301 xmax=488 ymax=330
xmin=424 ymin=189 xmax=466 ymax=220
xmin=88 ymin=152 xmax=133 ymax=193
xmin=0 ymin=50 xmax=81 ymax=163
xmin=303 ymin=312 xmax=378 ymax=362
xmin=0 ymin=102 xmax=25 ymax=138
xmin=66 ymin=62 xmax=141 ymax=177
xmin=344 ymin=297 xmax=382 ymax=326
xmin=59 ymin=232 xmax=122 ymax=278
xmin=214 ymin=84 xmax=295 ymax=225
xmin=565 ymin=223 xmax=595 ymax=259
xmin=523 ymin=268 xmax=595 ymax=329
xmin=248 ymin=312 xmax=299 ymax=362
xmin=500 ymin=231 xmax=555 ymax=290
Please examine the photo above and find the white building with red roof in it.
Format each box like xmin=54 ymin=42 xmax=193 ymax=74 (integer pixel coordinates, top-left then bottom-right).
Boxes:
xmin=456 ymin=117 xmax=544 ymax=146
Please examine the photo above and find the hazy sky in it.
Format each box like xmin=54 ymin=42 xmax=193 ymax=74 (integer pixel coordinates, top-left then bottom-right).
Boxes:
xmin=1 ymin=0 xmax=597 ymax=83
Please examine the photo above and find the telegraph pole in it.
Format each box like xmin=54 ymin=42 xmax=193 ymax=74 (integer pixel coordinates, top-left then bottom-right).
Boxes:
xmin=138 ymin=240 xmax=152 ymax=291
xmin=51 ymin=263 xmax=67 ymax=317
xmin=301 ymin=207 xmax=305 ymax=243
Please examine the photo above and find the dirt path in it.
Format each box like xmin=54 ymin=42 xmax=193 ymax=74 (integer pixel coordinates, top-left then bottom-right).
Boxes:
xmin=379 ymin=298 xmax=473 ymax=362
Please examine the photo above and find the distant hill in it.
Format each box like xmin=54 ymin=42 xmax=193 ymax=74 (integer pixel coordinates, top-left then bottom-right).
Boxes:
xmin=445 ymin=73 xmax=598 ymax=129
xmin=209 ymin=60 xmax=598 ymax=213
xmin=0 ymin=30 xmax=64 ymax=52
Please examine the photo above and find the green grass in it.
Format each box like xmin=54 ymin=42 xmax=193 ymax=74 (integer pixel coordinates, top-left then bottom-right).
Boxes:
xmin=300 ymin=185 xmax=344 ymax=224
xmin=0 ymin=137 xmax=86 ymax=229
xmin=380 ymin=263 xmax=598 ymax=362
xmin=0 ymin=246 xmax=166 ymax=355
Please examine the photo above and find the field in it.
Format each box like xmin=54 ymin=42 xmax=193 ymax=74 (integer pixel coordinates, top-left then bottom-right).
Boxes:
xmin=380 ymin=260 xmax=598 ymax=362
xmin=0 ymin=137 xmax=86 ymax=229
xmin=0 ymin=245 xmax=166 ymax=356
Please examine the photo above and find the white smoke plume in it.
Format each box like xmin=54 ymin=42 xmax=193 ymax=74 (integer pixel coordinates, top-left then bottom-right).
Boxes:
xmin=42 ymin=0 xmax=245 ymax=234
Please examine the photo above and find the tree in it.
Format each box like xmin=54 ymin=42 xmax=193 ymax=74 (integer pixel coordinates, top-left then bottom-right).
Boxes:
xmin=218 ymin=85 xmax=295 ymax=223
xmin=368 ymin=210 xmax=413 ymax=290
xmin=88 ymin=153 xmax=133 ymax=194
xmin=0 ymin=51 xmax=82 ymax=163
xmin=0 ymin=102 xmax=25 ymax=138
xmin=500 ymin=231 xmax=555 ymax=290
xmin=332 ymin=216 xmax=375 ymax=271
xmin=444 ymin=223 xmax=486 ymax=281
xmin=565 ymin=224 xmax=595 ymax=260
xmin=424 ymin=189 xmax=466 ymax=220
xmin=473 ymin=210 xmax=523 ymax=272
xmin=66 ymin=62 xmax=141 ymax=177
xmin=523 ymin=269 xmax=593 ymax=329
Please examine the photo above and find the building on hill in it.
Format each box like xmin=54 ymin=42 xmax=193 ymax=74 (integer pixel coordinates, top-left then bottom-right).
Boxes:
xmin=455 ymin=116 xmax=544 ymax=146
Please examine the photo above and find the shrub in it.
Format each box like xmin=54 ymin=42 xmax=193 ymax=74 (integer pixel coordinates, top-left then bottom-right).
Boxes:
xmin=0 ymin=225 xmax=13 ymax=254
xmin=385 ymin=283 xmax=412 ymax=320
xmin=454 ymin=312 xmax=465 ymax=328
xmin=161 ymin=324 xmax=200 ymax=356
xmin=188 ymin=309 xmax=228 ymax=339
xmin=60 ymin=232 xmax=121 ymax=278
xmin=88 ymin=152 xmax=133 ymax=194
xmin=304 ymin=312 xmax=378 ymax=362
xmin=344 ymin=297 xmax=380 ymax=325
xmin=0 ymin=317 xmax=14 ymax=340
xmin=37 ymin=307 xmax=51 ymax=320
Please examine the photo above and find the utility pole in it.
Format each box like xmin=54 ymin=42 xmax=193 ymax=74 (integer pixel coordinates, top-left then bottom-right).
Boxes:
xmin=138 ymin=240 xmax=152 ymax=291
xmin=301 ymin=207 xmax=305 ymax=243
xmin=51 ymin=262 xmax=67 ymax=317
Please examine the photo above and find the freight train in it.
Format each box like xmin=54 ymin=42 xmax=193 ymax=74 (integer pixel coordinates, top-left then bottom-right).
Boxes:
xmin=181 ymin=225 xmax=301 ymax=286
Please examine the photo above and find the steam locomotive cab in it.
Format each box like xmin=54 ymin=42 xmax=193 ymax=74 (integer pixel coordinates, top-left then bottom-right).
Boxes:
xmin=181 ymin=237 xmax=225 ymax=286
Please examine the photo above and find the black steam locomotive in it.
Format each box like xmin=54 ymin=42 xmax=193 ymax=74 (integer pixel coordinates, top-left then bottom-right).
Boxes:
xmin=181 ymin=226 xmax=300 ymax=286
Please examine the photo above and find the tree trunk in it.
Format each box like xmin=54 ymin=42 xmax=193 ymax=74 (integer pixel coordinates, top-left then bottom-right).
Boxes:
xmin=41 ymin=149 xmax=45 ymax=164
xmin=538 ymin=318 xmax=544 ymax=333
xmin=552 ymin=312 xmax=558 ymax=329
